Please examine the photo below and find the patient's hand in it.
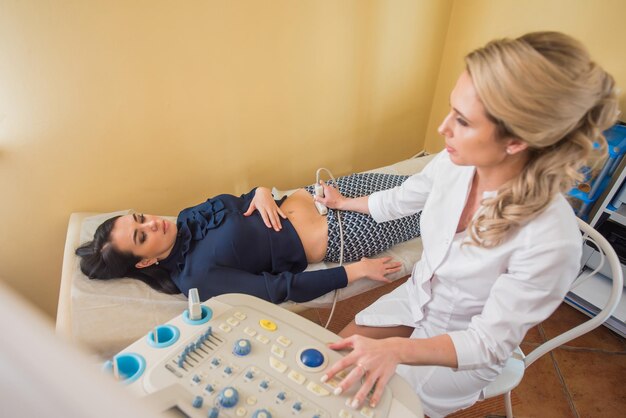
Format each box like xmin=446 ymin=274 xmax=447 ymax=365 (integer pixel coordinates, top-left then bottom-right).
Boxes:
xmin=244 ymin=187 xmax=287 ymax=231
xmin=344 ymin=257 xmax=402 ymax=284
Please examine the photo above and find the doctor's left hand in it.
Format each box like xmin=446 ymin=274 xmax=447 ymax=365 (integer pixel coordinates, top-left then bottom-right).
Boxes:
xmin=244 ymin=187 xmax=287 ymax=231
xmin=322 ymin=335 xmax=402 ymax=409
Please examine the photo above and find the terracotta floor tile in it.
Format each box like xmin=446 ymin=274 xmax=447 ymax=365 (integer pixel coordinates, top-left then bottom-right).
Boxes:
xmin=542 ymin=304 xmax=626 ymax=352
xmin=449 ymin=392 xmax=521 ymax=417
xmin=296 ymin=308 xmax=322 ymax=326
xmin=509 ymin=343 xmax=575 ymax=418
xmin=522 ymin=324 xmax=544 ymax=345
xmin=553 ymin=348 xmax=626 ymax=417
xmin=315 ymin=305 xmax=350 ymax=334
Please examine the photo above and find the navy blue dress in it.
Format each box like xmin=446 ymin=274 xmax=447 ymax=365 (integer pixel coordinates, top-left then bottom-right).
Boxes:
xmin=159 ymin=189 xmax=347 ymax=303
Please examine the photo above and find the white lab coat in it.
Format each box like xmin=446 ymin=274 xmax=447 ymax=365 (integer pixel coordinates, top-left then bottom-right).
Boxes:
xmin=358 ymin=151 xmax=582 ymax=417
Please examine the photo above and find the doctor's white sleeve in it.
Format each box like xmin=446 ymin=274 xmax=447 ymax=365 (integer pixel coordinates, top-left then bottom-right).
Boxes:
xmin=447 ymin=237 xmax=581 ymax=370
xmin=368 ymin=152 xmax=444 ymax=223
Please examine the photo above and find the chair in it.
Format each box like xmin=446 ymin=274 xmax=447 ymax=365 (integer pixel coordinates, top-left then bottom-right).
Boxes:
xmin=482 ymin=217 xmax=624 ymax=418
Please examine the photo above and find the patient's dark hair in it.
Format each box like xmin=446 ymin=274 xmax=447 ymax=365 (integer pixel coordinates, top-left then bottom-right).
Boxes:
xmin=75 ymin=216 xmax=181 ymax=295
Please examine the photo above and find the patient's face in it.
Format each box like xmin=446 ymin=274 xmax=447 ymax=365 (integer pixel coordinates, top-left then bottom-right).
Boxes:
xmin=110 ymin=214 xmax=177 ymax=265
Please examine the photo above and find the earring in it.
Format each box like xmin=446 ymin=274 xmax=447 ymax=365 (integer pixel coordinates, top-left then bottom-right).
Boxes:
xmin=155 ymin=260 xmax=159 ymax=265
xmin=506 ymin=148 xmax=513 ymax=155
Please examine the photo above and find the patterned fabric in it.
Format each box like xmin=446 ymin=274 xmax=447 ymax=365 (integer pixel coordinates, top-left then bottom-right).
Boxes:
xmin=305 ymin=173 xmax=422 ymax=263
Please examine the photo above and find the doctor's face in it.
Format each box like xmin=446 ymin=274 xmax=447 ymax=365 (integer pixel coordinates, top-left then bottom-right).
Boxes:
xmin=110 ymin=213 xmax=177 ymax=266
xmin=437 ymin=71 xmax=511 ymax=168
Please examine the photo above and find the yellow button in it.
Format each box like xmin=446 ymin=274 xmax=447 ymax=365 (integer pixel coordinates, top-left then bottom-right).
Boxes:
xmin=323 ymin=378 xmax=340 ymax=389
xmin=256 ymin=334 xmax=270 ymax=344
xmin=360 ymin=406 xmax=374 ymax=418
xmin=277 ymin=335 xmax=292 ymax=347
xmin=269 ymin=357 xmax=288 ymax=373
xmin=339 ymin=409 xmax=353 ymax=418
xmin=288 ymin=369 xmax=306 ymax=385
xmin=259 ymin=319 xmax=277 ymax=331
xmin=271 ymin=344 xmax=285 ymax=359
xmin=307 ymin=381 xmax=330 ymax=396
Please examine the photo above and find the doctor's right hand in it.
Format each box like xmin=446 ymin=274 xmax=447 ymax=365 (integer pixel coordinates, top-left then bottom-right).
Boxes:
xmin=322 ymin=334 xmax=402 ymax=409
xmin=315 ymin=180 xmax=371 ymax=215
xmin=314 ymin=180 xmax=348 ymax=210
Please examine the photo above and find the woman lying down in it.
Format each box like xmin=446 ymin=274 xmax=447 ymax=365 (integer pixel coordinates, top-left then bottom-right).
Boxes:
xmin=76 ymin=173 xmax=421 ymax=303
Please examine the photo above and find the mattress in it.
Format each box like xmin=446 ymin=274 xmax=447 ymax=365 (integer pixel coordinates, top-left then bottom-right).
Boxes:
xmin=56 ymin=153 xmax=436 ymax=358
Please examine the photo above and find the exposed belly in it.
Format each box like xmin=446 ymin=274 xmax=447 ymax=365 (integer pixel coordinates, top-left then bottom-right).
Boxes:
xmin=280 ymin=189 xmax=328 ymax=263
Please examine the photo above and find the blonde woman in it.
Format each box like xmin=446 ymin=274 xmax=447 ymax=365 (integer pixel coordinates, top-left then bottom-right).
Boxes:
xmin=316 ymin=31 xmax=619 ymax=417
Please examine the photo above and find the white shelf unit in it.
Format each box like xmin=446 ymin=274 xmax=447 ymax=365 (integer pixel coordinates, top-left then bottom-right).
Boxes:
xmin=567 ymin=269 xmax=626 ymax=337
xmin=568 ymin=159 xmax=626 ymax=338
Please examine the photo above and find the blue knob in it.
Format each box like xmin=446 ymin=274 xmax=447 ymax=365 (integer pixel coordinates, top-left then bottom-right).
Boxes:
xmin=276 ymin=391 xmax=286 ymax=401
xmin=259 ymin=380 xmax=269 ymax=390
xmin=192 ymin=374 xmax=201 ymax=384
xmin=224 ymin=366 xmax=233 ymax=375
xmin=233 ymin=338 xmax=252 ymax=356
xmin=300 ymin=348 xmax=325 ymax=368
xmin=292 ymin=401 xmax=302 ymax=412
xmin=245 ymin=370 xmax=254 ymax=380
xmin=192 ymin=395 xmax=203 ymax=408
xmin=208 ymin=407 xmax=220 ymax=418
xmin=217 ymin=387 xmax=239 ymax=408
xmin=204 ymin=384 xmax=214 ymax=394
xmin=211 ymin=358 xmax=220 ymax=367
xmin=252 ymin=409 xmax=272 ymax=418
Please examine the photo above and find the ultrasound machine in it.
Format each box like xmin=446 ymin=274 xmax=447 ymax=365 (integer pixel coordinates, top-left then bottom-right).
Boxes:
xmin=105 ymin=293 xmax=424 ymax=418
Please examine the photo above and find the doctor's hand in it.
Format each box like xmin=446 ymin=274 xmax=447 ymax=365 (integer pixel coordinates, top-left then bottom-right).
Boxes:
xmin=322 ymin=335 xmax=402 ymax=409
xmin=314 ymin=180 xmax=348 ymax=210
xmin=244 ymin=187 xmax=287 ymax=231
xmin=344 ymin=257 xmax=401 ymax=284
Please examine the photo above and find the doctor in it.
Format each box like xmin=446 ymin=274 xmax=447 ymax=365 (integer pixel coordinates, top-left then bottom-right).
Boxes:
xmin=315 ymin=31 xmax=618 ymax=417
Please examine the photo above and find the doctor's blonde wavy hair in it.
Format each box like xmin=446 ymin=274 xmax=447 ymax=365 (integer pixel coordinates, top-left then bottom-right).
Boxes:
xmin=465 ymin=31 xmax=619 ymax=248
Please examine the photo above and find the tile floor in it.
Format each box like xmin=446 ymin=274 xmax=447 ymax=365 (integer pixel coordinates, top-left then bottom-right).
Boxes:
xmin=297 ymin=279 xmax=626 ymax=417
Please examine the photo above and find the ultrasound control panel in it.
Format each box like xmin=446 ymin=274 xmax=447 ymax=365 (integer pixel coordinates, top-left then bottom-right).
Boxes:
xmin=106 ymin=294 xmax=423 ymax=418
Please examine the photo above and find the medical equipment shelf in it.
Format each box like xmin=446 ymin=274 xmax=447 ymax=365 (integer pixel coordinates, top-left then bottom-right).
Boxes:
xmin=567 ymin=268 xmax=626 ymax=337
xmin=569 ymin=123 xmax=626 ymax=220
xmin=606 ymin=204 xmax=626 ymax=226
xmin=569 ymin=125 xmax=626 ymax=337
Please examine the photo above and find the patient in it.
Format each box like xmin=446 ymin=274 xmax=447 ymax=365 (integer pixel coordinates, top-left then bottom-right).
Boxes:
xmin=76 ymin=173 xmax=422 ymax=303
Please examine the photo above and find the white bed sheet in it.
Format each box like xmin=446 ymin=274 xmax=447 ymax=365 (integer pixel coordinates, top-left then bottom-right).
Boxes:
xmin=56 ymin=154 xmax=435 ymax=358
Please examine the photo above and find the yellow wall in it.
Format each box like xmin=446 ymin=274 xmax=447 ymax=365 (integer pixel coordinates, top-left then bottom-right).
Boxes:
xmin=2 ymin=0 xmax=624 ymax=319
xmin=424 ymin=0 xmax=626 ymax=152
xmin=0 ymin=1 xmax=453 ymax=317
